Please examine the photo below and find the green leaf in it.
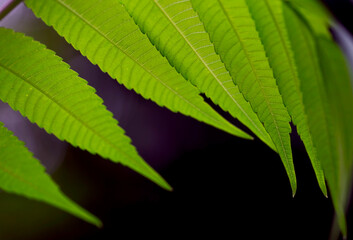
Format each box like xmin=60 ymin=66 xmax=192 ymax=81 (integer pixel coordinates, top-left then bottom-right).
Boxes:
xmin=318 ymin=36 xmax=353 ymax=198
xmin=0 ymin=122 xmax=101 ymax=226
xmin=0 ymin=27 xmax=171 ymax=191
xmin=120 ymin=0 xmax=275 ymax=150
xmin=246 ymin=0 xmax=326 ymax=195
xmin=191 ymin=0 xmax=296 ymax=195
xmin=24 ymin=0 xmax=251 ymax=140
xmin=285 ymin=0 xmax=332 ymax=37
xmin=317 ymin=36 xmax=353 ymax=237
xmin=283 ymin=4 xmax=347 ymax=235
xmin=284 ymin=0 xmax=331 ymax=20
xmin=319 ymin=38 xmax=353 ymax=179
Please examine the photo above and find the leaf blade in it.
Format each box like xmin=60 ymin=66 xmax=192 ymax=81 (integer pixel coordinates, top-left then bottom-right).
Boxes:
xmin=317 ymin=36 xmax=353 ymax=237
xmin=283 ymin=4 xmax=347 ymax=234
xmin=0 ymin=27 xmax=171 ymax=191
xmin=286 ymin=0 xmax=332 ymax=37
xmin=0 ymin=122 xmax=101 ymax=226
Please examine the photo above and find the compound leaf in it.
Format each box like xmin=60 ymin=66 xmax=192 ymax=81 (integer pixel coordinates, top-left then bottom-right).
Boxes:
xmin=121 ymin=0 xmax=275 ymax=150
xmin=25 ymin=0 xmax=251 ymax=140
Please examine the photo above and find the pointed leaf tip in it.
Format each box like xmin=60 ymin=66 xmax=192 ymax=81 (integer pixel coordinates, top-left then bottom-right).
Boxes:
xmin=191 ymin=0 xmax=296 ymax=194
xmin=121 ymin=0 xmax=269 ymax=144
xmin=0 ymin=121 xmax=101 ymax=226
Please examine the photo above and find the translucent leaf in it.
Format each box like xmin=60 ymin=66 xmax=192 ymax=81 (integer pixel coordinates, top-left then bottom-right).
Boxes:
xmin=25 ymin=0 xmax=251 ymax=140
xmin=246 ymin=0 xmax=326 ymax=195
xmin=317 ymin=36 xmax=353 ymax=237
xmin=283 ymin=4 xmax=347 ymax=235
xmin=0 ymin=27 xmax=171 ymax=191
xmin=286 ymin=0 xmax=331 ymax=20
xmin=285 ymin=0 xmax=332 ymax=37
xmin=0 ymin=122 xmax=101 ymax=226
xmin=121 ymin=0 xmax=275 ymax=150
xmin=191 ymin=0 xmax=296 ymax=195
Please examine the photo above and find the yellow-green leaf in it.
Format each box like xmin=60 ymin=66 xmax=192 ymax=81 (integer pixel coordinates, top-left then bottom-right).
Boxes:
xmin=0 ymin=27 xmax=171 ymax=191
xmin=192 ymin=0 xmax=296 ymax=195
xmin=283 ymin=4 xmax=347 ymax=235
xmin=246 ymin=0 xmax=326 ymax=195
xmin=121 ymin=0 xmax=275 ymax=150
xmin=25 ymin=0 xmax=251 ymax=139
xmin=0 ymin=122 xmax=101 ymax=226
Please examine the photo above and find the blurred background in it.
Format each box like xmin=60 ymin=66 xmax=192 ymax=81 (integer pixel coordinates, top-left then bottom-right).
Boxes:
xmin=0 ymin=0 xmax=352 ymax=239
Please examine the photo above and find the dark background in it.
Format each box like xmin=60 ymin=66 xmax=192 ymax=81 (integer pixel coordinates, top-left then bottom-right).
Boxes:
xmin=0 ymin=1 xmax=352 ymax=239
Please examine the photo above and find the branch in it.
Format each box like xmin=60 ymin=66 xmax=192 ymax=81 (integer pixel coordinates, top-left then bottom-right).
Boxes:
xmin=0 ymin=0 xmax=22 ymax=21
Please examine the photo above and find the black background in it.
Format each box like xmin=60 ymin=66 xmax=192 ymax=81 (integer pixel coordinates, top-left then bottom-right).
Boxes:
xmin=0 ymin=1 xmax=352 ymax=239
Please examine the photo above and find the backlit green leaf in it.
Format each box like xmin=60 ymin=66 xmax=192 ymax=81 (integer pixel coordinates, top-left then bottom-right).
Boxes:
xmin=0 ymin=122 xmax=101 ymax=226
xmin=0 ymin=27 xmax=171 ymax=191
xmin=285 ymin=0 xmax=332 ymax=37
xmin=283 ymin=4 xmax=346 ymax=235
xmin=317 ymin=36 xmax=353 ymax=237
xmin=191 ymin=0 xmax=296 ymax=195
xmin=121 ymin=0 xmax=275 ymax=150
xmin=246 ymin=0 xmax=326 ymax=195
xmin=25 ymin=0 xmax=251 ymax=140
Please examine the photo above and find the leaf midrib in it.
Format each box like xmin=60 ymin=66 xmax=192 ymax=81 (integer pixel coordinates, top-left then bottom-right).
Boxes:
xmin=0 ymin=61 xmax=146 ymax=171
xmin=56 ymin=0 xmax=230 ymax=130
xmin=264 ymin=0 xmax=326 ymax=182
xmin=264 ymin=0 xmax=299 ymax=94
xmin=216 ymin=0 xmax=291 ymax=169
xmin=296 ymin=15 xmax=337 ymax=183
xmin=263 ymin=0 xmax=326 ymax=193
xmin=153 ymin=0 xmax=267 ymax=141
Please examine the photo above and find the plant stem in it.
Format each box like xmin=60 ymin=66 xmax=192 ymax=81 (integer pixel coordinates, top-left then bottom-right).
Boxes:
xmin=0 ymin=0 xmax=22 ymax=21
